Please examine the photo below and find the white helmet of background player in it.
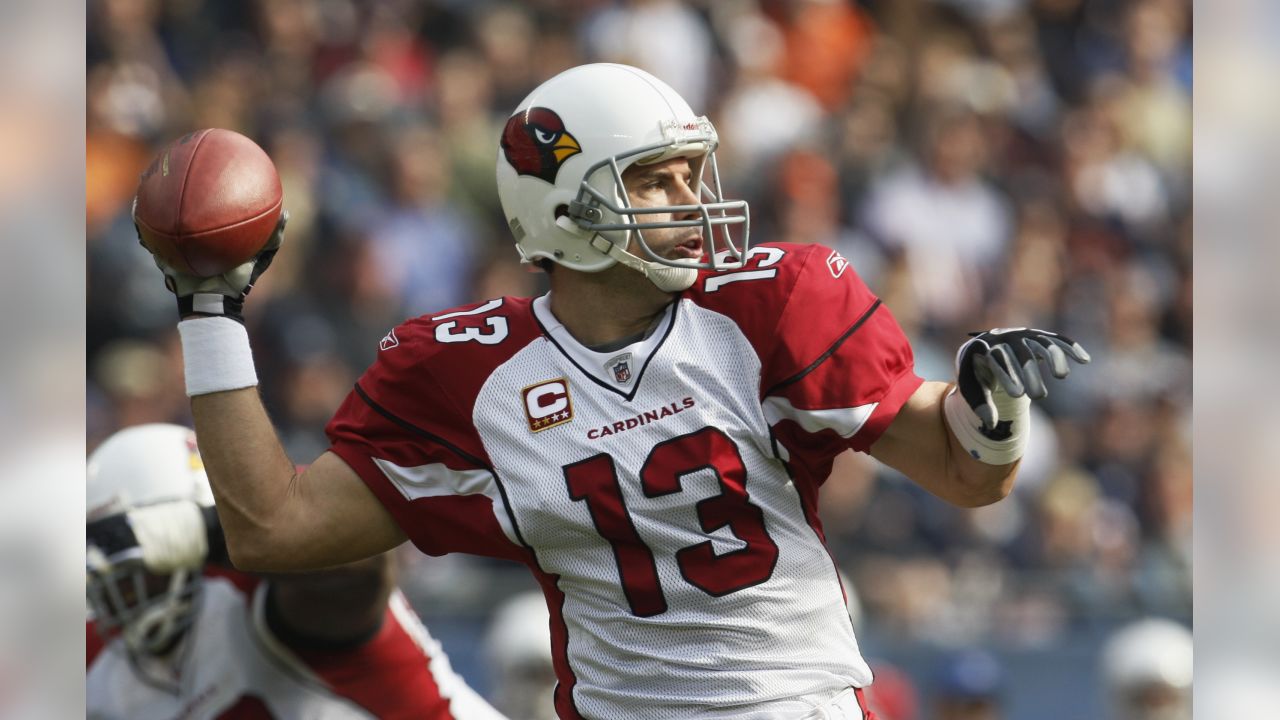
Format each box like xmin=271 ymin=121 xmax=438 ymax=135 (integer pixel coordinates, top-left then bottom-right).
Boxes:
xmin=484 ymin=591 xmax=557 ymax=720
xmin=496 ymin=63 xmax=750 ymax=292
xmin=1101 ymin=618 xmax=1192 ymax=720
xmin=86 ymin=423 xmax=214 ymax=658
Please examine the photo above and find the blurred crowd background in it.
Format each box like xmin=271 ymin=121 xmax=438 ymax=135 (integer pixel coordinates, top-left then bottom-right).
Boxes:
xmin=86 ymin=0 xmax=1190 ymax=717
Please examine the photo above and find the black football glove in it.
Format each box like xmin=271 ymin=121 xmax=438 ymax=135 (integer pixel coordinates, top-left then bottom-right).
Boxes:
xmin=133 ymin=202 xmax=288 ymax=323
xmin=956 ymin=328 xmax=1091 ymax=436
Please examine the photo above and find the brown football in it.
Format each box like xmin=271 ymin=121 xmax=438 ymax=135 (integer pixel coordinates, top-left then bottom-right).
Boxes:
xmin=133 ymin=128 xmax=283 ymax=277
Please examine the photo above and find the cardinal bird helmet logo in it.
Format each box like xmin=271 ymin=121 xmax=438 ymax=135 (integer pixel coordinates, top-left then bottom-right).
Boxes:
xmin=501 ymin=107 xmax=582 ymax=184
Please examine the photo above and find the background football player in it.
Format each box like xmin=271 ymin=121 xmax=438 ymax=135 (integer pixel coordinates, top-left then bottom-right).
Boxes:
xmin=1100 ymin=618 xmax=1192 ymax=720
xmin=86 ymin=423 xmax=505 ymax=720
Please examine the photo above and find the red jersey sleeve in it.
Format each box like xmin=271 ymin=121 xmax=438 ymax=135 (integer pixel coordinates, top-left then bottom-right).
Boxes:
xmin=691 ymin=243 xmax=923 ymax=478
xmin=325 ymin=298 xmax=539 ymax=562
xmin=761 ymin=244 xmax=923 ymax=455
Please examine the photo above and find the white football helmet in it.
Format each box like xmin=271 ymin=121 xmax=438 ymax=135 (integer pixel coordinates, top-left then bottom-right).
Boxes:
xmin=484 ymin=591 xmax=557 ymax=720
xmin=496 ymin=63 xmax=750 ymax=292
xmin=86 ymin=424 xmax=214 ymax=659
xmin=1101 ymin=618 xmax=1192 ymax=720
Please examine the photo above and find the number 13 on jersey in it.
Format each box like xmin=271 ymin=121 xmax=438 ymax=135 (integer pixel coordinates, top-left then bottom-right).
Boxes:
xmin=564 ymin=426 xmax=779 ymax=617
xmin=433 ymin=299 xmax=509 ymax=345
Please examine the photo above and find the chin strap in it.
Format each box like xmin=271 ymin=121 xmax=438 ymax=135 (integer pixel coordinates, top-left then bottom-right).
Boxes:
xmin=587 ymin=233 xmax=699 ymax=292
xmin=551 ymin=215 xmax=701 ymax=292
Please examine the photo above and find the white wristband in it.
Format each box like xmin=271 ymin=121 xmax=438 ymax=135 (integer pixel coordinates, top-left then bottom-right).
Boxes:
xmin=943 ymin=386 xmax=1030 ymax=465
xmin=128 ymin=501 xmax=209 ymax=573
xmin=178 ymin=316 xmax=258 ymax=396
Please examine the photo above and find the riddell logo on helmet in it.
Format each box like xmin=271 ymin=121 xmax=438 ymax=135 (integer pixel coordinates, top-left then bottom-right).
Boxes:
xmin=501 ymin=107 xmax=582 ymax=184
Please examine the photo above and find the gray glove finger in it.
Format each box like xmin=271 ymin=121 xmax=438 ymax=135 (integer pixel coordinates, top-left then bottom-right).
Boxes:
xmin=976 ymin=395 xmax=997 ymax=430
xmin=986 ymin=344 xmax=1026 ymax=397
xmin=969 ymin=360 xmax=999 ymax=429
xmin=262 ymin=209 xmax=289 ymax=252
xmin=221 ymin=259 xmax=257 ymax=292
xmin=1029 ymin=337 xmax=1071 ymax=378
xmin=1017 ymin=338 xmax=1049 ymax=398
xmin=1039 ymin=334 xmax=1091 ymax=365
xmin=221 ymin=211 xmax=287 ymax=292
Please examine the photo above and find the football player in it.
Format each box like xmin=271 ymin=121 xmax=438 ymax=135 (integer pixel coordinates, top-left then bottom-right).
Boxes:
xmin=1100 ymin=618 xmax=1192 ymax=720
xmin=86 ymin=423 xmax=505 ymax=720
xmin=930 ymin=649 xmax=1004 ymax=720
xmin=484 ymin=591 xmax=558 ymax=720
xmin=137 ymin=63 xmax=1089 ymax=719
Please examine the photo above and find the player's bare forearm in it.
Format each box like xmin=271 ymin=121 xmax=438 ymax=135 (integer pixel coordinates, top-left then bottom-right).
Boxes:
xmin=190 ymin=388 xmax=300 ymax=568
xmin=189 ymin=389 xmax=407 ymax=573
xmin=869 ymin=381 xmax=1017 ymax=507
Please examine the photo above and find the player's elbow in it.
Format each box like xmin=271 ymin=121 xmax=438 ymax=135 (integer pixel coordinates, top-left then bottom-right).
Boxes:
xmin=953 ymin=482 xmax=1012 ymax=508
xmin=223 ymin=533 xmax=272 ymax=573
xmin=223 ymin=528 xmax=297 ymax=573
xmin=949 ymin=467 xmax=1017 ymax=508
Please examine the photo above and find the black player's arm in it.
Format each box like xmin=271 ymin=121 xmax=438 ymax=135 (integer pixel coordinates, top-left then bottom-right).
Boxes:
xmin=192 ymin=388 xmax=407 ymax=573
xmin=264 ymin=553 xmax=396 ymax=649
xmin=868 ymin=380 xmax=1018 ymax=508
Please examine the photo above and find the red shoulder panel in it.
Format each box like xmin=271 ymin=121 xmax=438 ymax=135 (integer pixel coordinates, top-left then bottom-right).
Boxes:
xmin=692 ymin=242 xmax=923 ymax=467
xmin=351 ymin=296 xmax=541 ymax=458
xmin=686 ymin=243 xmax=887 ymax=390
xmin=326 ymin=296 xmax=539 ymax=560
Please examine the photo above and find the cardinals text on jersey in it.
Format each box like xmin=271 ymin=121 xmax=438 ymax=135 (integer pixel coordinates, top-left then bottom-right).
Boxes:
xmin=327 ymin=243 xmax=923 ymax=720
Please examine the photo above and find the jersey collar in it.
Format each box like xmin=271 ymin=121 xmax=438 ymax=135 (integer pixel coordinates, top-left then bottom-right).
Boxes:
xmin=532 ymin=293 xmax=678 ymax=400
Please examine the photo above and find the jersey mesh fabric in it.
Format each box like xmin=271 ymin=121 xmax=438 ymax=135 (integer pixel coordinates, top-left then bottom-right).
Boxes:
xmin=472 ymin=302 xmax=871 ymax=719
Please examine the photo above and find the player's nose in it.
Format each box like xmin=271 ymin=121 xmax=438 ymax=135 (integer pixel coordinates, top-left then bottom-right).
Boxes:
xmin=673 ymin=179 xmax=700 ymax=218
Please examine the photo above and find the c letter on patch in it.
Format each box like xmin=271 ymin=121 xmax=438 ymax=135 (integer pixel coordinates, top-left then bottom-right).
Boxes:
xmin=523 ymin=379 xmax=573 ymax=432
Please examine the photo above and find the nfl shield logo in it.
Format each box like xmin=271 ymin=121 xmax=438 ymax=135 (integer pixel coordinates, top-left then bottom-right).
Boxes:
xmin=607 ymin=353 xmax=633 ymax=384
xmin=612 ymin=360 xmax=631 ymax=383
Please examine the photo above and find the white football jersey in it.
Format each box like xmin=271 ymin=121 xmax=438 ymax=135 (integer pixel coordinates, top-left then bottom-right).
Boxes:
xmin=87 ymin=572 xmax=505 ymax=720
xmin=328 ymin=243 xmax=923 ymax=719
